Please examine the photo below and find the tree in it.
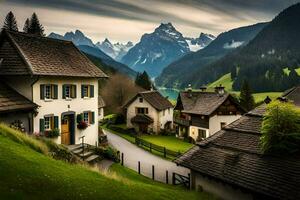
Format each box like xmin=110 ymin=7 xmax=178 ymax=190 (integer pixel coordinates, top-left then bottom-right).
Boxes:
xmin=2 ymin=11 xmax=18 ymax=31
xmin=260 ymin=101 xmax=300 ymax=154
xmin=27 ymin=13 xmax=45 ymax=36
xmin=239 ymin=80 xmax=255 ymax=111
xmin=23 ymin=18 xmax=30 ymax=33
xmin=135 ymin=71 xmax=152 ymax=90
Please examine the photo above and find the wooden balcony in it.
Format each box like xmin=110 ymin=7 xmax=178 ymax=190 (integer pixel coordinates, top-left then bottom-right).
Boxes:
xmin=174 ymin=117 xmax=190 ymax=127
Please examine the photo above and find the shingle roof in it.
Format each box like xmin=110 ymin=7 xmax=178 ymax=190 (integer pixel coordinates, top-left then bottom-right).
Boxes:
xmin=124 ymin=90 xmax=173 ymax=111
xmin=0 ymin=81 xmax=38 ymax=113
xmin=282 ymin=86 xmax=300 ymax=107
xmin=175 ymin=105 xmax=300 ymax=200
xmin=131 ymin=114 xmax=154 ymax=124
xmin=0 ymin=30 xmax=108 ymax=78
xmin=176 ymin=91 xmax=244 ymax=116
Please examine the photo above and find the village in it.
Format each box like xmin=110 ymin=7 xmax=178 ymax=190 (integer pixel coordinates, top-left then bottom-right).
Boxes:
xmin=0 ymin=2 xmax=300 ymax=200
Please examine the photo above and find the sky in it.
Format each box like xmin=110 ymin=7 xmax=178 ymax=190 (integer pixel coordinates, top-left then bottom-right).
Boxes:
xmin=0 ymin=0 xmax=299 ymax=44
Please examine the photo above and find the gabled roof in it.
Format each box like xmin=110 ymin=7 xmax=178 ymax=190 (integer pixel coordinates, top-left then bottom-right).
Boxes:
xmin=0 ymin=30 xmax=108 ymax=78
xmin=0 ymin=81 xmax=38 ymax=113
xmin=282 ymin=86 xmax=300 ymax=106
xmin=124 ymin=90 xmax=173 ymax=111
xmin=175 ymin=91 xmax=245 ymax=116
xmin=175 ymin=104 xmax=300 ymax=200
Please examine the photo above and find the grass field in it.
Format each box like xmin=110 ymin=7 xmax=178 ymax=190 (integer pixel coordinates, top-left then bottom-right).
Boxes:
xmin=0 ymin=125 xmax=213 ymax=200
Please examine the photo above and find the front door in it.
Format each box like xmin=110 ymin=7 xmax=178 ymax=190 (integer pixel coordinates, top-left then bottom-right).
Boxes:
xmin=139 ymin=123 xmax=148 ymax=133
xmin=61 ymin=116 xmax=70 ymax=145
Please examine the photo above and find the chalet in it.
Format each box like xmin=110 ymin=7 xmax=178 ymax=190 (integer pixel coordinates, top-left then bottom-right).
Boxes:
xmin=175 ymin=91 xmax=300 ymax=200
xmin=124 ymin=90 xmax=173 ymax=134
xmin=174 ymin=85 xmax=245 ymax=142
xmin=0 ymin=30 xmax=107 ymax=145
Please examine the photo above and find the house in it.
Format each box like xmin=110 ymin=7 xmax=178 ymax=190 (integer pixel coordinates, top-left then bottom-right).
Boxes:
xmin=175 ymin=92 xmax=300 ymax=200
xmin=98 ymin=96 xmax=106 ymax=121
xmin=124 ymin=90 xmax=173 ymax=134
xmin=174 ymin=85 xmax=245 ymax=142
xmin=0 ymin=81 xmax=38 ymax=132
xmin=0 ymin=30 xmax=107 ymax=145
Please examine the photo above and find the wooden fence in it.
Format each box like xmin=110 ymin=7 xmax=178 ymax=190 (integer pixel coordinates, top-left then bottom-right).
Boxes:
xmin=135 ymin=137 xmax=182 ymax=158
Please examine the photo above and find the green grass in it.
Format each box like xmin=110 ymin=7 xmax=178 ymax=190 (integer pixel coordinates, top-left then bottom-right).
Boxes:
xmin=0 ymin=126 xmax=213 ymax=200
xmin=208 ymin=73 xmax=233 ymax=91
xmin=140 ymin=135 xmax=194 ymax=153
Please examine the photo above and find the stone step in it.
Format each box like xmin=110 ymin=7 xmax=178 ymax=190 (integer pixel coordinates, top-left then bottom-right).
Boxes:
xmin=79 ymin=151 xmax=94 ymax=158
xmin=67 ymin=144 xmax=82 ymax=151
xmin=85 ymin=155 xmax=100 ymax=163
xmin=72 ymin=148 xmax=83 ymax=154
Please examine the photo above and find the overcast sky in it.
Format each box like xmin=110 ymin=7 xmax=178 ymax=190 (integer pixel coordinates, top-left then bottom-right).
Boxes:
xmin=0 ymin=0 xmax=299 ymax=43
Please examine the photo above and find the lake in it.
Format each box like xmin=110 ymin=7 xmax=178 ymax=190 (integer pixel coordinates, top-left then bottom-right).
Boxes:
xmin=157 ymin=88 xmax=179 ymax=101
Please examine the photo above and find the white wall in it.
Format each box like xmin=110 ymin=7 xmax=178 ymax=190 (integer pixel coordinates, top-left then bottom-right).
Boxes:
xmin=209 ymin=115 xmax=241 ymax=136
xmin=158 ymin=108 xmax=173 ymax=130
xmin=98 ymin=107 xmax=104 ymax=121
xmin=32 ymin=77 xmax=99 ymax=145
xmin=189 ymin=125 xmax=209 ymax=141
xmin=192 ymin=171 xmax=253 ymax=200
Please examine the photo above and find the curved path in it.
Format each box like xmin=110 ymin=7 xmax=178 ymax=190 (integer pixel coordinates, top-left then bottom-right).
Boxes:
xmin=103 ymin=129 xmax=190 ymax=184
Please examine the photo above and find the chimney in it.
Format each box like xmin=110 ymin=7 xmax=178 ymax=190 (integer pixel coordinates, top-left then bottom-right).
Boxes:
xmin=199 ymin=85 xmax=207 ymax=92
xmin=187 ymin=84 xmax=192 ymax=98
xmin=215 ymin=84 xmax=225 ymax=96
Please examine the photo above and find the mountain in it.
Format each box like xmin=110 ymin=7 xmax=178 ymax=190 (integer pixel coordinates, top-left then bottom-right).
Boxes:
xmin=155 ymin=22 xmax=268 ymax=88
xmin=185 ymin=33 xmax=216 ymax=51
xmin=77 ymin=45 xmax=137 ymax=78
xmin=186 ymin=3 xmax=300 ymax=92
xmin=49 ymin=30 xmax=94 ymax=47
xmin=121 ymin=23 xmax=190 ymax=77
xmin=96 ymin=39 xmax=133 ymax=61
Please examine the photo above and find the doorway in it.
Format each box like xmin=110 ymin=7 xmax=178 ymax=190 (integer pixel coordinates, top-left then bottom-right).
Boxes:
xmin=61 ymin=112 xmax=75 ymax=145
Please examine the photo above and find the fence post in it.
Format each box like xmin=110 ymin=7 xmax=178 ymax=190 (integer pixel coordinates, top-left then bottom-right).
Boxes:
xmin=121 ymin=153 xmax=124 ymax=166
xmin=164 ymin=147 xmax=166 ymax=158
xmin=188 ymin=173 xmax=191 ymax=189
xmin=150 ymin=143 xmax=152 ymax=152
xmin=152 ymin=165 xmax=155 ymax=180
xmin=172 ymin=172 xmax=175 ymax=185
xmin=138 ymin=161 xmax=141 ymax=174
xmin=166 ymin=170 xmax=169 ymax=184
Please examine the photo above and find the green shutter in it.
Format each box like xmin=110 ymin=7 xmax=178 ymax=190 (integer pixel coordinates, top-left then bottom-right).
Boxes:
xmin=91 ymin=112 xmax=95 ymax=124
xmin=77 ymin=113 xmax=83 ymax=123
xmin=62 ymin=84 xmax=66 ymax=99
xmin=39 ymin=118 xmax=45 ymax=132
xmin=54 ymin=116 xmax=59 ymax=129
xmin=40 ymin=84 xmax=45 ymax=100
xmin=53 ymin=85 xmax=58 ymax=99
xmin=71 ymin=85 xmax=77 ymax=98
xmin=90 ymin=85 xmax=94 ymax=98
xmin=81 ymin=85 xmax=84 ymax=98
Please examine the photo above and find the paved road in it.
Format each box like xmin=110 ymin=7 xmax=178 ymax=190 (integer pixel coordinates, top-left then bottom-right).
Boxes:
xmin=103 ymin=129 xmax=190 ymax=184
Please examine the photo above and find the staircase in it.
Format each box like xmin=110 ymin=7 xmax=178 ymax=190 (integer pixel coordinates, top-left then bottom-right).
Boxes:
xmin=67 ymin=144 xmax=100 ymax=164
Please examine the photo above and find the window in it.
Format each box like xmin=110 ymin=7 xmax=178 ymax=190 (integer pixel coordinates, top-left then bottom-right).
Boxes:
xmin=65 ymin=85 xmax=71 ymax=98
xmin=136 ymin=107 xmax=148 ymax=114
xmin=198 ymin=129 xmax=206 ymax=139
xmin=221 ymin=122 xmax=227 ymax=129
xmin=44 ymin=116 xmax=51 ymax=130
xmin=139 ymin=97 xmax=143 ymax=103
xmin=45 ymin=85 xmax=51 ymax=99
xmin=82 ymin=111 xmax=95 ymax=125
xmin=83 ymin=112 xmax=89 ymax=123
xmin=40 ymin=84 xmax=58 ymax=100
xmin=63 ymin=84 xmax=76 ymax=99
xmin=81 ymin=85 xmax=94 ymax=98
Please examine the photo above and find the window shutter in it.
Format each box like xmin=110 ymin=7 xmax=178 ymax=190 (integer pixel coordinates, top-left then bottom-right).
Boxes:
xmin=50 ymin=116 xmax=54 ymax=130
xmin=54 ymin=116 xmax=59 ymax=129
xmin=81 ymin=85 xmax=84 ymax=98
xmin=90 ymin=85 xmax=94 ymax=98
xmin=40 ymin=84 xmax=45 ymax=100
xmin=71 ymin=85 xmax=77 ymax=98
xmin=77 ymin=113 xmax=83 ymax=123
xmin=91 ymin=112 xmax=95 ymax=124
xmin=39 ymin=118 xmax=45 ymax=132
xmin=62 ymin=84 xmax=66 ymax=99
xmin=53 ymin=85 xmax=58 ymax=99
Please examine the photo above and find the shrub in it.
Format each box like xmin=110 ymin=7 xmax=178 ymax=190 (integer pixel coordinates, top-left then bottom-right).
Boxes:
xmin=44 ymin=128 xmax=60 ymax=138
xmin=95 ymin=145 xmax=120 ymax=162
xmin=260 ymin=101 xmax=300 ymax=154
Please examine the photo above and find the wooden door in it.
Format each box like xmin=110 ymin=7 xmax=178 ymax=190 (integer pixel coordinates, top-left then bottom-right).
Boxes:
xmin=61 ymin=117 xmax=70 ymax=145
xmin=139 ymin=124 xmax=148 ymax=133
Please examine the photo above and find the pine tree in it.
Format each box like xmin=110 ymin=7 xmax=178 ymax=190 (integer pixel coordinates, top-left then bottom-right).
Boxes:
xmin=23 ymin=18 xmax=30 ymax=33
xmin=135 ymin=71 xmax=152 ymax=90
xmin=239 ymin=80 xmax=255 ymax=111
xmin=3 ymin=11 xmax=18 ymax=31
xmin=27 ymin=13 xmax=45 ymax=36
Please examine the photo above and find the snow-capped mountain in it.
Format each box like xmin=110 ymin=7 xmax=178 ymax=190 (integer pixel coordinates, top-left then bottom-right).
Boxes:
xmin=49 ymin=30 xmax=95 ymax=47
xmin=121 ymin=23 xmax=190 ymax=77
xmin=185 ymin=33 xmax=216 ymax=51
xmin=96 ymin=39 xmax=133 ymax=61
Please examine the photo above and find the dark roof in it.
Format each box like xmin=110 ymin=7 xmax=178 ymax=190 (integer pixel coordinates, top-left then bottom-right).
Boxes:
xmin=124 ymin=90 xmax=173 ymax=111
xmin=282 ymin=86 xmax=300 ymax=107
xmin=175 ymin=105 xmax=300 ymax=200
xmin=98 ymin=96 xmax=106 ymax=108
xmin=175 ymin=91 xmax=244 ymax=116
xmin=131 ymin=114 xmax=154 ymax=124
xmin=0 ymin=30 xmax=107 ymax=78
xmin=0 ymin=81 xmax=38 ymax=113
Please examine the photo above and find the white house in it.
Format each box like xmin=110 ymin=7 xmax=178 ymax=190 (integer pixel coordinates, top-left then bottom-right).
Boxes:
xmin=0 ymin=30 xmax=108 ymax=145
xmin=124 ymin=90 xmax=173 ymax=134
xmin=174 ymin=85 xmax=245 ymax=142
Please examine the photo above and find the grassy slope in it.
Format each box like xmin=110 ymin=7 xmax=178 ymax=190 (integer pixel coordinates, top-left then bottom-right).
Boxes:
xmin=208 ymin=73 xmax=282 ymax=102
xmin=0 ymin=133 xmax=212 ymax=200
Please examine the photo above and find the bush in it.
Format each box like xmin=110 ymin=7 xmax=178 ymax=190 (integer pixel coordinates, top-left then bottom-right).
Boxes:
xmin=159 ymin=129 xmax=176 ymax=136
xmin=44 ymin=128 xmax=60 ymax=138
xmin=260 ymin=101 xmax=300 ymax=154
xmin=95 ymin=145 xmax=120 ymax=162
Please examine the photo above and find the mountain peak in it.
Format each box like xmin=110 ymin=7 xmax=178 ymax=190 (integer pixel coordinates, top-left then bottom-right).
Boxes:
xmin=157 ymin=22 xmax=175 ymax=31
